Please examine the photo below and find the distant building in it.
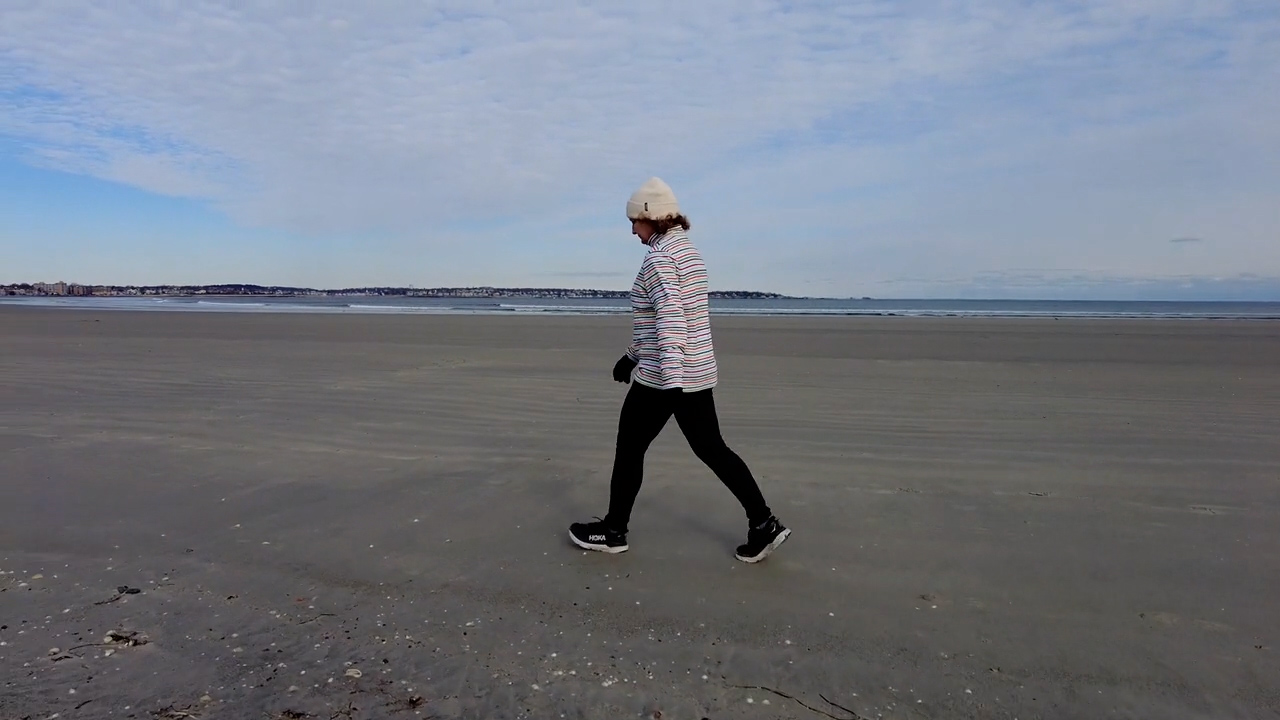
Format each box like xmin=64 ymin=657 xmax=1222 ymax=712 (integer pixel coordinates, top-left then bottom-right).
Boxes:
xmin=18 ymin=281 xmax=79 ymax=296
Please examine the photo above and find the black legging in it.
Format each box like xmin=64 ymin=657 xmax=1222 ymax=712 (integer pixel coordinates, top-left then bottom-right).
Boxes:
xmin=604 ymin=382 xmax=772 ymax=532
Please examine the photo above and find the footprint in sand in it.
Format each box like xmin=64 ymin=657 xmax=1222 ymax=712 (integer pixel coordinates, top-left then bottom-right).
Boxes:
xmin=1139 ymin=612 xmax=1233 ymax=633
xmin=918 ymin=593 xmax=950 ymax=610
xmin=1139 ymin=611 xmax=1181 ymax=626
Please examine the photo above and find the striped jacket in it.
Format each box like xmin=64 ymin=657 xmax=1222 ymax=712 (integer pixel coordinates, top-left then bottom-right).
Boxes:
xmin=625 ymin=228 xmax=718 ymax=391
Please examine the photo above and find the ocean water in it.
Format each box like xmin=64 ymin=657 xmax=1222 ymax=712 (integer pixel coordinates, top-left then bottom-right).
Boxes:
xmin=3 ymin=295 xmax=1280 ymax=319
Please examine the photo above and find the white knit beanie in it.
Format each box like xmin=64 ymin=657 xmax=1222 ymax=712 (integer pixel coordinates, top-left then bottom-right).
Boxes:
xmin=626 ymin=177 xmax=680 ymax=221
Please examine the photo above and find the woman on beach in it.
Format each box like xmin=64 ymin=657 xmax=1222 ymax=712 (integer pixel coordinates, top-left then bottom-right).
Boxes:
xmin=569 ymin=177 xmax=790 ymax=563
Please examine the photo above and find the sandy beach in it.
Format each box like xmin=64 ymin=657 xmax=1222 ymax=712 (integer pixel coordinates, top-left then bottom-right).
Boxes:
xmin=1 ymin=307 xmax=1277 ymax=720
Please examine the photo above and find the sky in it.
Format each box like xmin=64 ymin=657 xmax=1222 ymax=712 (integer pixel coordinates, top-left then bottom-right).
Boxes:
xmin=2 ymin=1 xmax=1278 ymax=300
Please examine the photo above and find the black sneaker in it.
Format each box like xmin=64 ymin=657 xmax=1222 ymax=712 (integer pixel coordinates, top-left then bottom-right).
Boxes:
xmin=735 ymin=516 xmax=790 ymax=563
xmin=569 ymin=519 xmax=628 ymax=554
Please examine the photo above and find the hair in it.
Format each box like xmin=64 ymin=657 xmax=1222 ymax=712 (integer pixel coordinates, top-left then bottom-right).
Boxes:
xmin=645 ymin=214 xmax=691 ymax=234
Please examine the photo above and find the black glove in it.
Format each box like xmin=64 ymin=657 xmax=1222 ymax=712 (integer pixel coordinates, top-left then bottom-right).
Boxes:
xmin=612 ymin=355 xmax=637 ymax=383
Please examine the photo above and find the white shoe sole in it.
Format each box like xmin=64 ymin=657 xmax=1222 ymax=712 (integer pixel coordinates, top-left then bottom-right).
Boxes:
xmin=735 ymin=527 xmax=791 ymax=563
xmin=570 ymin=532 xmax=628 ymax=554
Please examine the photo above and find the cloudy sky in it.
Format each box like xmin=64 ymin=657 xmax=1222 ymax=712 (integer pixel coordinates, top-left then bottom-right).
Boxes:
xmin=2 ymin=1 xmax=1278 ymax=299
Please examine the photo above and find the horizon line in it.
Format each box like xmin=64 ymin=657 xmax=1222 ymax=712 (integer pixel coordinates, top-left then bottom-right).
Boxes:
xmin=5 ymin=281 xmax=1280 ymax=304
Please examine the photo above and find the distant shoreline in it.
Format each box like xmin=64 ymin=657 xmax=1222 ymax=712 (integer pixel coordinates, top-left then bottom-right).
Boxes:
xmin=1 ymin=284 xmax=798 ymax=300
xmin=4 ymin=295 xmax=1279 ymax=321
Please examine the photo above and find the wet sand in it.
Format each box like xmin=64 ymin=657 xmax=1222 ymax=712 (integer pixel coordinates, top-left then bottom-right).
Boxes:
xmin=1 ymin=307 xmax=1278 ymax=719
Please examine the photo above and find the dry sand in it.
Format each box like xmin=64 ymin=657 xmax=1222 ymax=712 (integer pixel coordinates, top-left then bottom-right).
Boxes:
xmin=1 ymin=307 xmax=1278 ymax=720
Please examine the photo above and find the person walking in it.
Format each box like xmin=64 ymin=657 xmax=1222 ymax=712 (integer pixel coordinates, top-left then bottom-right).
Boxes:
xmin=569 ymin=177 xmax=790 ymax=563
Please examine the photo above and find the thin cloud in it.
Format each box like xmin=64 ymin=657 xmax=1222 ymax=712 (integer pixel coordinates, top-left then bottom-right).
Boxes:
xmin=541 ymin=271 xmax=627 ymax=279
xmin=1170 ymin=237 xmax=1204 ymax=243
xmin=2 ymin=1 xmax=1270 ymax=233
